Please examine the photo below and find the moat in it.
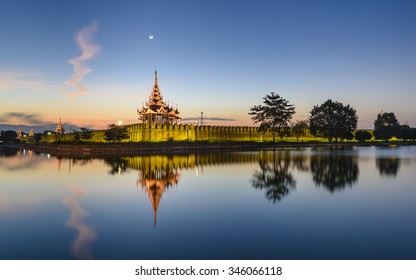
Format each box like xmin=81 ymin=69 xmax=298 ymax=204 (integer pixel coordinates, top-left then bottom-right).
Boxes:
xmin=1 ymin=145 xmax=416 ymax=259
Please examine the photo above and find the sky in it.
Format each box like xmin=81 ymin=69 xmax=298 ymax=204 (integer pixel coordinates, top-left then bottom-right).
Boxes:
xmin=0 ymin=0 xmax=415 ymax=129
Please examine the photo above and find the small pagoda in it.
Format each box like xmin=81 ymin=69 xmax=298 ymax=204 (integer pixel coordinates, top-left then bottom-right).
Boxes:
xmin=137 ymin=70 xmax=180 ymax=125
xmin=56 ymin=118 xmax=65 ymax=134
xmin=29 ymin=128 xmax=35 ymax=138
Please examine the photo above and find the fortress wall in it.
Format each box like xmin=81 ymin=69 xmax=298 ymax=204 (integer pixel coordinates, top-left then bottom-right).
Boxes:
xmin=42 ymin=123 xmax=277 ymax=143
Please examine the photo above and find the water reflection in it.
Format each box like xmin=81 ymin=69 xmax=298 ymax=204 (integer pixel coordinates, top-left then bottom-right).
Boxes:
xmin=105 ymin=153 xmax=267 ymax=223
xmin=63 ymin=183 xmax=96 ymax=259
xmin=0 ymin=146 xmax=19 ymax=157
xmin=251 ymin=152 xmax=296 ymax=202
xmin=103 ymin=157 xmax=129 ymax=175
xmin=310 ymin=148 xmax=359 ymax=193
xmin=2 ymin=146 xmax=416 ymax=259
xmin=138 ymin=160 xmax=180 ymax=225
xmin=376 ymin=157 xmax=400 ymax=177
xmin=0 ymin=147 xmax=45 ymax=171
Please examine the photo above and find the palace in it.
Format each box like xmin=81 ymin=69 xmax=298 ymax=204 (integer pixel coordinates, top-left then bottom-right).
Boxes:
xmin=137 ymin=70 xmax=181 ymax=125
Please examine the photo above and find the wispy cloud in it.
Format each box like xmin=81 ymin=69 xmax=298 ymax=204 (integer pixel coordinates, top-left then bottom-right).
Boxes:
xmin=65 ymin=22 xmax=100 ymax=98
xmin=0 ymin=70 xmax=46 ymax=90
xmin=0 ymin=112 xmax=44 ymax=125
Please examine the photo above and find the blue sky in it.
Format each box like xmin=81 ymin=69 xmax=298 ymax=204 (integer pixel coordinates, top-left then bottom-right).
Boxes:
xmin=1 ymin=0 xmax=415 ymax=129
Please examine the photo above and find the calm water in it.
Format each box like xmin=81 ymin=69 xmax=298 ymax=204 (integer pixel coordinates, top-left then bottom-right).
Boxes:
xmin=1 ymin=145 xmax=416 ymax=260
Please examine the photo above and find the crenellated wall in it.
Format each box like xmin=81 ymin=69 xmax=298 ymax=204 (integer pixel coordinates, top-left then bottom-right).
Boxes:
xmin=42 ymin=123 xmax=280 ymax=143
xmin=126 ymin=124 xmax=274 ymax=142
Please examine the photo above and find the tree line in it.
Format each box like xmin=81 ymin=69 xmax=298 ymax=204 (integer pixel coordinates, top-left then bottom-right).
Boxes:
xmin=249 ymin=92 xmax=416 ymax=142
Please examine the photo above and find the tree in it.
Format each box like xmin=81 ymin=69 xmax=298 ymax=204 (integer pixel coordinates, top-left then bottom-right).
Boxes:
xmin=1 ymin=130 xmax=18 ymax=143
xmin=411 ymin=128 xmax=416 ymax=140
xmin=355 ymin=130 xmax=372 ymax=142
xmin=34 ymin=133 xmax=43 ymax=143
xmin=104 ymin=124 xmax=129 ymax=142
xmin=292 ymin=120 xmax=309 ymax=142
xmin=309 ymin=99 xmax=358 ymax=142
xmin=80 ymin=127 xmax=93 ymax=141
xmin=249 ymin=92 xmax=295 ymax=141
xmin=373 ymin=112 xmax=400 ymax=141
xmin=397 ymin=124 xmax=412 ymax=141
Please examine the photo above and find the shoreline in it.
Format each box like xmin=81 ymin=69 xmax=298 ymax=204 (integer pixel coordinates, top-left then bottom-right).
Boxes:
xmin=2 ymin=141 xmax=415 ymax=157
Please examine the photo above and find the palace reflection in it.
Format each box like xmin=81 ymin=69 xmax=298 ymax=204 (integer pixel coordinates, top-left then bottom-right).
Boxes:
xmin=100 ymin=149 xmax=363 ymax=215
xmin=105 ymin=153 xmax=264 ymax=224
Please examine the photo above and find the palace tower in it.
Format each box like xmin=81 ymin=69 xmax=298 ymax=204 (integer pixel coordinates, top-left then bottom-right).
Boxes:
xmin=137 ymin=70 xmax=180 ymax=125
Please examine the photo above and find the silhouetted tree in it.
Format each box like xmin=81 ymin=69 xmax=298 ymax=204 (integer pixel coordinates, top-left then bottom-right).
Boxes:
xmin=355 ymin=130 xmax=373 ymax=142
xmin=104 ymin=124 xmax=129 ymax=142
xmin=34 ymin=133 xmax=43 ymax=143
xmin=376 ymin=157 xmax=400 ymax=177
xmin=73 ymin=127 xmax=93 ymax=142
xmin=250 ymin=152 xmax=296 ymax=202
xmin=343 ymin=131 xmax=354 ymax=141
xmin=80 ymin=127 xmax=93 ymax=141
xmin=292 ymin=120 xmax=309 ymax=142
xmin=397 ymin=124 xmax=412 ymax=141
xmin=310 ymin=148 xmax=359 ymax=192
xmin=1 ymin=130 xmax=18 ymax=143
xmin=373 ymin=112 xmax=400 ymax=141
xmin=249 ymin=92 xmax=295 ymax=141
xmin=309 ymin=99 xmax=358 ymax=142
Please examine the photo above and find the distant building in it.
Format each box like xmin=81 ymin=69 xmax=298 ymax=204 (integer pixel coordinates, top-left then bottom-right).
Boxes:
xmin=137 ymin=70 xmax=181 ymax=125
xmin=16 ymin=128 xmax=23 ymax=139
xmin=29 ymin=128 xmax=35 ymax=137
xmin=56 ymin=118 xmax=65 ymax=134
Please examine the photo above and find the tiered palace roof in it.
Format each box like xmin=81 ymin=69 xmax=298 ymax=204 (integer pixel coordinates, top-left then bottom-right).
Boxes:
xmin=137 ymin=70 xmax=180 ymax=125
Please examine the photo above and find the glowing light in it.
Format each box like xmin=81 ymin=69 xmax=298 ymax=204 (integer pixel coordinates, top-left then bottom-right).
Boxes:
xmin=149 ymin=35 xmax=154 ymax=40
xmin=117 ymin=120 xmax=123 ymax=126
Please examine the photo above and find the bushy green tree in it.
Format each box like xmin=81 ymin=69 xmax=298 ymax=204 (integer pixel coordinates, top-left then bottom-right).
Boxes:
xmin=249 ymin=92 xmax=295 ymax=141
xmin=355 ymin=130 xmax=372 ymax=142
xmin=104 ymin=124 xmax=129 ymax=142
xmin=309 ymin=99 xmax=358 ymax=142
xmin=373 ymin=112 xmax=400 ymax=141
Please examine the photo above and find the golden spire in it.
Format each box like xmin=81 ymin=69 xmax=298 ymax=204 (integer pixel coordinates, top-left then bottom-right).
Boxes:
xmin=56 ymin=117 xmax=65 ymax=134
xmin=17 ymin=128 xmax=23 ymax=139
xmin=154 ymin=69 xmax=158 ymax=86
xmin=29 ymin=128 xmax=35 ymax=137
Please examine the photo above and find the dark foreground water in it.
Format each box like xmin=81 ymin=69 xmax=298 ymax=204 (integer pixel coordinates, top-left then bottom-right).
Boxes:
xmin=1 ymin=145 xmax=416 ymax=260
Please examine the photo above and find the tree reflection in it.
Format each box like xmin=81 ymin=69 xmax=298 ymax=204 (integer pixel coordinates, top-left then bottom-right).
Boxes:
xmin=0 ymin=147 xmax=19 ymax=157
xmin=376 ymin=157 xmax=400 ymax=177
xmin=103 ymin=157 xmax=129 ymax=175
xmin=310 ymin=150 xmax=359 ymax=192
xmin=251 ymin=152 xmax=296 ymax=203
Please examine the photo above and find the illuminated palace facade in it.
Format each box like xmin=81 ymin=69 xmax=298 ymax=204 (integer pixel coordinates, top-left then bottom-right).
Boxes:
xmin=137 ymin=70 xmax=181 ymax=125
